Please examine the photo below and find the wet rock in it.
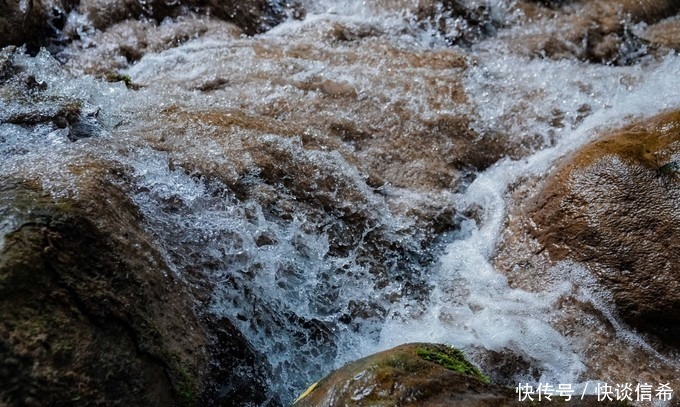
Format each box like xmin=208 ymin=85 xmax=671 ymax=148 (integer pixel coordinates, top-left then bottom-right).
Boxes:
xmin=113 ymin=26 xmax=544 ymax=348
xmin=141 ymin=106 xmax=436 ymax=303
xmin=121 ymin=30 xmax=478 ymax=246
xmin=78 ymin=0 xmax=299 ymax=35
xmin=292 ymin=343 xmax=498 ymax=407
xmin=0 ymin=0 xmax=75 ymax=50
xmin=616 ymin=0 xmax=680 ymax=22
xmin=62 ymin=16 xmax=242 ymax=77
xmin=468 ymin=347 xmax=543 ymax=386
xmin=292 ymin=343 xmax=628 ymax=406
xmin=0 ymin=47 xmax=102 ymax=141
xmin=420 ymin=0 xmax=499 ymax=47
xmin=639 ymin=15 xmax=680 ymax=56
xmin=1 ymin=0 xmax=300 ymax=51
xmin=0 ymin=176 xmax=275 ymax=406
xmin=529 ymin=110 xmax=680 ymax=343
xmin=508 ymin=0 xmax=680 ymax=64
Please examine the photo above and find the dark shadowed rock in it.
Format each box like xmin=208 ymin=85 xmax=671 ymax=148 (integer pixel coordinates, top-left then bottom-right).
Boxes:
xmin=0 ymin=0 xmax=76 ymax=50
xmin=529 ymin=110 xmax=680 ymax=343
xmin=0 ymin=176 xmax=276 ymax=406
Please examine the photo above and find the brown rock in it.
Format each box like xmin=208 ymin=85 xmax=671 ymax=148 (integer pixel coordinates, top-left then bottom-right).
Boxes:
xmin=529 ymin=110 xmax=680 ymax=342
xmin=616 ymin=0 xmax=680 ymax=22
xmin=0 ymin=0 xmax=300 ymax=50
xmin=109 ymin=22 xmax=542 ymax=319
xmin=292 ymin=343 xmax=631 ymax=407
xmin=292 ymin=343 xmax=505 ymax=407
xmin=506 ymin=0 xmax=680 ymax=64
xmin=63 ymin=16 xmax=242 ymax=77
xmin=640 ymin=16 xmax=680 ymax=55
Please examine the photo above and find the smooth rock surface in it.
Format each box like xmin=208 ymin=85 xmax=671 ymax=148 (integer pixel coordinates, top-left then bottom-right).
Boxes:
xmin=530 ymin=110 xmax=680 ymax=342
xmin=292 ymin=343 xmax=631 ymax=407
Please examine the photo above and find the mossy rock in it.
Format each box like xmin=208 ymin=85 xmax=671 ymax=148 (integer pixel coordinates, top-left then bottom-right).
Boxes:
xmin=292 ymin=343 xmax=504 ymax=407
xmin=415 ymin=345 xmax=490 ymax=383
xmin=292 ymin=343 xmax=635 ymax=407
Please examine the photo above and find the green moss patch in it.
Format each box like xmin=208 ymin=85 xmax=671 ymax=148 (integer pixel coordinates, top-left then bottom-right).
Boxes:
xmin=104 ymin=72 xmax=140 ymax=90
xmin=416 ymin=346 xmax=490 ymax=384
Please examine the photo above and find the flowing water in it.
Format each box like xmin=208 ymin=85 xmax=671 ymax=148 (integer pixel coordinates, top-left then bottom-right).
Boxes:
xmin=2 ymin=0 xmax=680 ymax=405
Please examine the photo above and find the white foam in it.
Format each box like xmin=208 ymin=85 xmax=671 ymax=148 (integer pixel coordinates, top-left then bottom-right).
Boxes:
xmin=374 ymin=43 xmax=680 ymax=393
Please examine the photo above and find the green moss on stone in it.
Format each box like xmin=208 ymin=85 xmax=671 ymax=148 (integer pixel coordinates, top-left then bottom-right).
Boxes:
xmin=416 ymin=346 xmax=490 ymax=384
xmin=104 ymin=73 xmax=140 ymax=90
xmin=173 ymin=358 xmax=197 ymax=407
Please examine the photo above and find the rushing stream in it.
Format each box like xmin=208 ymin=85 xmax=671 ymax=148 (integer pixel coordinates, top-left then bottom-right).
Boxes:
xmin=2 ymin=0 xmax=680 ymax=405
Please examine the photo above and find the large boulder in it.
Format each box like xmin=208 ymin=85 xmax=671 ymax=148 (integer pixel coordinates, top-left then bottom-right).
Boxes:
xmin=0 ymin=177 xmax=276 ymax=406
xmin=529 ymin=110 xmax=680 ymax=342
xmin=0 ymin=46 xmax=277 ymax=405
xmin=292 ymin=343 xmax=503 ymax=407
xmin=292 ymin=343 xmax=630 ymax=407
